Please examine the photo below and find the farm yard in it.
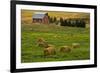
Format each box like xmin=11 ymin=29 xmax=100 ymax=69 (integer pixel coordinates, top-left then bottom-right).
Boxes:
xmin=21 ymin=10 xmax=90 ymax=63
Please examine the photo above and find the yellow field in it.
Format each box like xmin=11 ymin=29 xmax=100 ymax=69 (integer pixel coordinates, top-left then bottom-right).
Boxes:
xmin=21 ymin=10 xmax=90 ymax=25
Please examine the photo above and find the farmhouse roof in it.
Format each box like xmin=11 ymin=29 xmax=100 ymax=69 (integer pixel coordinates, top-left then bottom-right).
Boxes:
xmin=32 ymin=12 xmax=47 ymax=19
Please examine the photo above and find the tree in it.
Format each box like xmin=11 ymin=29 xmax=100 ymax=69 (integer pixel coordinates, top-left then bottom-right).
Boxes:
xmin=49 ymin=17 xmax=53 ymax=23
xmin=60 ymin=17 xmax=63 ymax=26
xmin=80 ymin=20 xmax=86 ymax=28
xmin=53 ymin=17 xmax=57 ymax=23
xmin=55 ymin=20 xmax=59 ymax=25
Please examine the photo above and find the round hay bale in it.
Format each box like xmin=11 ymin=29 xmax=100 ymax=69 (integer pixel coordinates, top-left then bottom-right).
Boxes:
xmin=37 ymin=38 xmax=46 ymax=43
xmin=72 ymin=43 xmax=80 ymax=48
xmin=44 ymin=46 xmax=56 ymax=56
xmin=45 ymin=44 xmax=54 ymax=48
xmin=38 ymin=42 xmax=48 ymax=47
xmin=60 ymin=46 xmax=71 ymax=53
xmin=36 ymin=38 xmax=48 ymax=48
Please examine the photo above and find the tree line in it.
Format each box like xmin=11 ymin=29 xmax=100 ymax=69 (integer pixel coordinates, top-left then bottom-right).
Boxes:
xmin=48 ymin=16 xmax=86 ymax=28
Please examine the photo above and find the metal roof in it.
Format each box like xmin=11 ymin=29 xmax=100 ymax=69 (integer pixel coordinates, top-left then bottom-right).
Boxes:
xmin=33 ymin=14 xmax=45 ymax=19
xmin=32 ymin=12 xmax=47 ymax=19
xmin=35 ymin=12 xmax=47 ymax=15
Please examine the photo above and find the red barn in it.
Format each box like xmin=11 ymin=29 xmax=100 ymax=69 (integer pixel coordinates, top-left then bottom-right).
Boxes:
xmin=32 ymin=12 xmax=49 ymax=24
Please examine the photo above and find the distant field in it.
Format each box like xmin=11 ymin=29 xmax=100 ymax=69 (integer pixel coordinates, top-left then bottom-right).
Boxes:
xmin=21 ymin=10 xmax=90 ymax=63
xmin=21 ymin=10 xmax=90 ymax=24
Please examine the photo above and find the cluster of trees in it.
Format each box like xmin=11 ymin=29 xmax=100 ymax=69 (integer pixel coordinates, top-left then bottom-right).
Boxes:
xmin=48 ymin=16 xmax=86 ymax=28
xmin=48 ymin=16 xmax=58 ymax=24
xmin=60 ymin=18 xmax=86 ymax=28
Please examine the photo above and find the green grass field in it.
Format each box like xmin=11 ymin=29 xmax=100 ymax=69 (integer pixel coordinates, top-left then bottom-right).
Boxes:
xmin=21 ymin=10 xmax=90 ymax=63
xmin=21 ymin=23 xmax=90 ymax=63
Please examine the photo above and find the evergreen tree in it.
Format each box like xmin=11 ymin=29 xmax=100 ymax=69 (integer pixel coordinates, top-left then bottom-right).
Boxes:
xmin=60 ymin=17 xmax=63 ymax=26
xmin=54 ymin=17 xmax=57 ymax=23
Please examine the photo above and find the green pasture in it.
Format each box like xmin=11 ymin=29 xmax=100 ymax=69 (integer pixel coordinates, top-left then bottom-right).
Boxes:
xmin=21 ymin=24 xmax=90 ymax=63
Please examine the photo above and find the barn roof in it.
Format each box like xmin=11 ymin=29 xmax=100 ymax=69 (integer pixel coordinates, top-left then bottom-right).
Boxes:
xmin=32 ymin=14 xmax=45 ymax=19
xmin=35 ymin=12 xmax=47 ymax=15
xmin=32 ymin=12 xmax=47 ymax=19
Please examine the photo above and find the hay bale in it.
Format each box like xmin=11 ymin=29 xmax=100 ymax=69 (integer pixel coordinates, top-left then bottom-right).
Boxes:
xmin=36 ymin=38 xmax=48 ymax=48
xmin=45 ymin=44 xmax=54 ymax=48
xmin=38 ymin=42 xmax=48 ymax=47
xmin=37 ymin=38 xmax=45 ymax=42
xmin=60 ymin=46 xmax=71 ymax=53
xmin=44 ymin=46 xmax=56 ymax=56
xmin=72 ymin=43 xmax=80 ymax=48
